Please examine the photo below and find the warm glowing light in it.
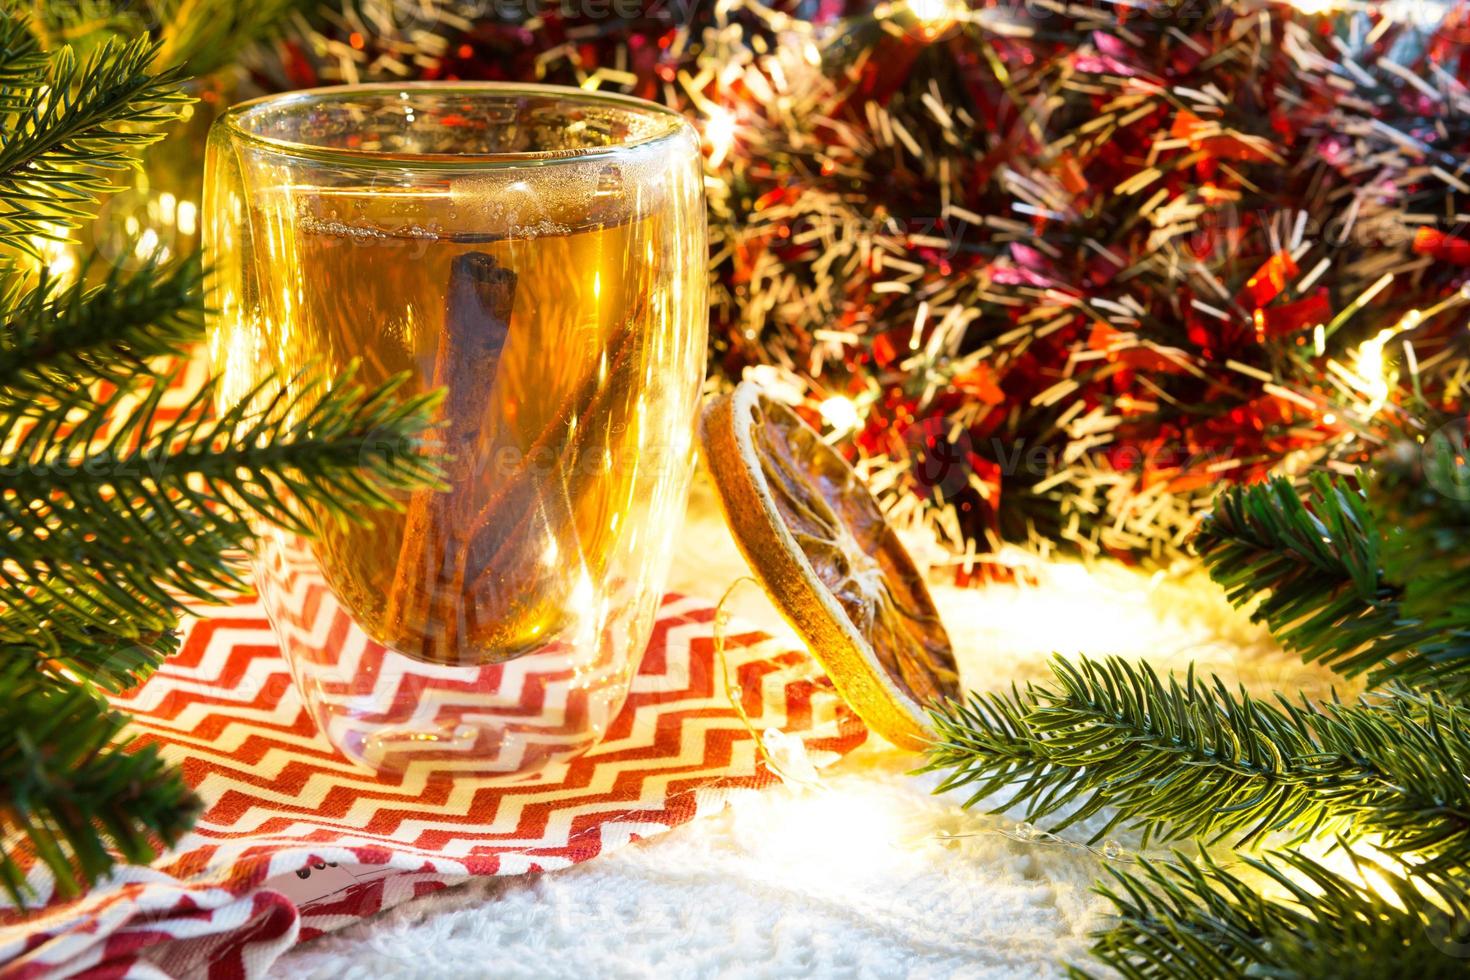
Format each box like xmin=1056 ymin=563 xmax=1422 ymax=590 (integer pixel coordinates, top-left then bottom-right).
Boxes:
xmin=1284 ymin=0 xmax=1340 ymax=13
xmin=703 ymin=107 xmax=737 ymax=169
xmin=760 ymin=728 xmax=820 ymax=786
xmin=908 ymin=0 xmax=959 ymax=26
xmin=924 ymin=554 xmax=1285 ymax=683
xmin=1352 ymin=308 xmax=1420 ymax=415
xmin=38 ymin=241 xmax=75 ymax=280
xmin=818 ymin=395 xmax=861 ymax=434
xmin=570 ymin=570 xmax=595 ymax=612
xmin=135 ymin=226 xmax=161 ymax=261
xmin=46 ymin=248 xmax=76 ymax=280
xmin=176 ymin=200 xmax=198 ymax=237
xmin=1291 ymin=837 xmax=1416 ymax=911
xmin=732 ymin=780 xmax=920 ymax=886
xmin=31 ymin=223 xmax=77 ymax=282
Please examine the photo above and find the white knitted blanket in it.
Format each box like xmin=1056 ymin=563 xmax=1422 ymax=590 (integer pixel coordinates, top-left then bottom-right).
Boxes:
xmin=272 ymin=480 xmax=1332 ymax=979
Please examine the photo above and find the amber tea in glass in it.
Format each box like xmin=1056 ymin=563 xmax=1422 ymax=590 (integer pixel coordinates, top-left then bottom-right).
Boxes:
xmin=204 ymin=84 xmax=707 ymax=777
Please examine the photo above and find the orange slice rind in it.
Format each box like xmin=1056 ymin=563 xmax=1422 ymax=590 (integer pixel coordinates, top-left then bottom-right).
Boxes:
xmin=700 ymin=381 xmax=961 ymax=750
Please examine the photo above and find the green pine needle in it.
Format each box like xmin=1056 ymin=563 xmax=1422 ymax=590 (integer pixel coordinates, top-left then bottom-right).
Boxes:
xmin=0 ymin=0 xmax=438 ymax=908
xmin=0 ymin=363 xmax=445 ymax=650
xmin=0 ymin=252 xmax=203 ymax=401
xmin=149 ymin=0 xmax=300 ymax=76
xmin=0 ymin=16 xmax=45 ymax=93
xmin=0 ymin=612 xmax=180 ymax=694
xmin=1079 ymin=846 xmax=1470 ymax=980
xmin=0 ymin=657 xmax=200 ymax=906
xmin=0 ymin=33 xmax=189 ymax=254
xmin=1194 ymin=474 xmax=1407 ymax=673
xmin=1370 ymin=437 xmax=1470 ymax=696
xmin=921 ymin=657 xmax=1470 ymax=873
xmin=1195 ymin=474 xmax=1470 ymax=695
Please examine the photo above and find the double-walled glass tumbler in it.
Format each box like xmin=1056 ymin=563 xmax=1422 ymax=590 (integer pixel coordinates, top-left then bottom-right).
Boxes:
xmin=204 ymin=84 xmax=707 ymax=777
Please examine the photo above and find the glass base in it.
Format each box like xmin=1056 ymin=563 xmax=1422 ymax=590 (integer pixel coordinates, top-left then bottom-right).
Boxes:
xmin=253 ymin=530 xmax=640 ymax=780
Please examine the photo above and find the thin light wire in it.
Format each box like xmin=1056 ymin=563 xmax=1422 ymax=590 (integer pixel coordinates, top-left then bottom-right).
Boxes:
xmin=939 ymin=823 xmax=1136 ymax=864
xmin=712 ymin=575 xmax=1134 ymax=863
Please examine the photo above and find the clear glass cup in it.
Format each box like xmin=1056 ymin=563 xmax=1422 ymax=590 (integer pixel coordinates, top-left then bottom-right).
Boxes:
xmin=203 ymin=83 xmax=707 ymax=777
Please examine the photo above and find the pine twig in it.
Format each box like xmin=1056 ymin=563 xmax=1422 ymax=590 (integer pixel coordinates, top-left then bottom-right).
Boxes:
xmin=921 ymin=657 xmax=1470 ymax=874
xmin=1369 ymin=436 xmax=1470 ymax=696
xmin=1197 ymin=473 xmax=1470 ymax=696
xmin=0 ymin=33 xmax=189 ymax=253
xmin=150 ymin=0 xmax=300 ymax=76
xmin=0 ymin=15 xmax=45 ymax=95
xmin=0 ymin=363 xmax=445 ymax=657
xmin=0 ymin=252 xmax=203 ymax=402
xmin=0 ymin=608 xmax=179 ymax=694
xmin=1079 ymin=846 xmax=1470 ymax=980
xmin=0 ymin=657 xmax=199 ymax=906
xmin=1194 ymin=474 xmax=1406 ymax=673
xmin=0 ymin=0 xmax=437 ymax=908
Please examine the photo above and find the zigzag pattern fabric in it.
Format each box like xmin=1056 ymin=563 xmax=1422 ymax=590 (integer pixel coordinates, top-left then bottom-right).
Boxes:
xmin=0 ymin=589 xmax=865 ymax=978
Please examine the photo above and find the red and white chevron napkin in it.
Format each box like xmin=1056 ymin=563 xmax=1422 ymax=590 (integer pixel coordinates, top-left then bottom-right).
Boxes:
xmin=0 ymin=593 xmax=865 ymax=979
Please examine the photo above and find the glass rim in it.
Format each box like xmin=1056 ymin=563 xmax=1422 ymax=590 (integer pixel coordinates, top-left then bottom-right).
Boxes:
xmin=219 ymin=81 xmax=693 ymax=168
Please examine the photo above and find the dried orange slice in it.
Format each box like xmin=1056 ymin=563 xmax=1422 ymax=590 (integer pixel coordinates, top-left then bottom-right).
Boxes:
xmin=700 ymin=381 xmax=961 ymax=750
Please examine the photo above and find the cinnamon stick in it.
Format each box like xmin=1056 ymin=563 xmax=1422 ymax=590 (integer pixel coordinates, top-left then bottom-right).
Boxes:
xmin=385 ymin=252 xmax=516 ymax=661
xmin=464 ymin=297 xmax=646 ymax=556
xmin=458 ymin=308 xmax=646 ymax=649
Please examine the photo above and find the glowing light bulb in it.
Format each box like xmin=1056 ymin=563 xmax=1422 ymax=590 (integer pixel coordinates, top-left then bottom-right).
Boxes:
xmin=135 ymin=227 xmax=161 ymax=261
xmin=176 ymin=200 xmax=198 ymax=237
xmin=733 ymin=781 xmax=919 ymax=886
xmin=908 ymin=0 xmax=958 ymax=26
xmin=39 ymin=240 xmax=75 ymax=280
xmin=703 ymin=107 xmax=737 ymax=169
xmin=761 ymin=728 xmax=821 ymax=787
xmin=1352 ymin=308 xmax=1420 ymax=415
xmin=818 ymin=395 xmax=861 ymax=434
xmin=30 ymin=222 xmax=77 ymax=283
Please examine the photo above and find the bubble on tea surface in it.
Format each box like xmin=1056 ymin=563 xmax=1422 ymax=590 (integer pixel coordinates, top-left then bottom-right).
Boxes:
xmin=448 ymin=154 xmax=661 ymax=239
xmin=296 ymin=212 xmax=389 ymax=242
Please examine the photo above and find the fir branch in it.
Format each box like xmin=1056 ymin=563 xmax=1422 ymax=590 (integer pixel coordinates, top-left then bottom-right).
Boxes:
xmin=0 ymin=657 xmax=199 ymax=905
xmin=0 ymin=612 xmax=179 ymax=694
xmin=19 ymin=0 xmax=297 ymax=77
xmin=0 ymin=33 xmax=189 ymax=253
xmin=1369 ymin=437 xmax=1470 ymax=695
xmin=150 ymin=0 xmax=301 ymax=76
xmin=1080 ymin=847 xmax=1470 ymax=980
xmin=8 ymin=0 xmax=136 ymax=51
xmin=1196 ymin=474 xmax=1470 ymax=695
xmin=1193 ymin=474 xmax=1405 ymax=672
xmin=0 ymin=251 xmax=202 ymax=401
xmin=921 ymin=657 xmax=1470 ymax=873
xmin=0 ymin=364 xmax=444 ymax=651
xmin=0 ymin=14 xmax=45 ymax=94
